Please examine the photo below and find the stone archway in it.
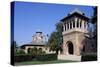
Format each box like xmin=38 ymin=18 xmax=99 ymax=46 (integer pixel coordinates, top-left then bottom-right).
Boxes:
xmin=66 ymin=41 xmax=74 ymax=55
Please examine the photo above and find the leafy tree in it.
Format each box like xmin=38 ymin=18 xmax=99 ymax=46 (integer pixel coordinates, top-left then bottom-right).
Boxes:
xmin=55 ymin=22 xmax=63 ymax=52
xmin=37 ymin=48 xmax=43 ymax=55
xmin=28 ymin=47 xmax=37 ymax=55
xmin=11 ymin=41 xmax=18 ymax=55
xmin=11 ymin=41 xmax=26 ymax=55
xmin=48 ymin=32 xmax=58 ymax=51
xmin=91 ymin=7 xmax=97 ymax=24
xmin=28 ymin=47 xmax=46 ymax=56
xmin=91 ymin=7 xmax=97 ymax=52
xmin=48 ymin=22 xmax=63 ymax=54
xmin=16 ymin=49 xmax=25 ymax=55
xmin=11 ymin=41 xmax=18 ymax=65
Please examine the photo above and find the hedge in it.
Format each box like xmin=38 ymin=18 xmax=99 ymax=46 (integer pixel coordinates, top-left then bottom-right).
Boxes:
xmin=14 ymin=53 xmax=57 ymax=62
xmin=81 ymin=53 xmax=97 ymax=61
xmin=14 ymin=54 xmax=35 ymax=62
xmin=36 ymin=53 xmax=57 ymax=61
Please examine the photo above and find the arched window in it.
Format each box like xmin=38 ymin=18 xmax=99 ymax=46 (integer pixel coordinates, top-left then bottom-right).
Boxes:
xmin=39 ymin=48 xmax=42 ymax=51
xmin=27 ymin=48 xmax=31 ymax=54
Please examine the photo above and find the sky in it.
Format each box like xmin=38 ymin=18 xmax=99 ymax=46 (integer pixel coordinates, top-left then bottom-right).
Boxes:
xmin=13 ymin=1 xmax=94 ymax=46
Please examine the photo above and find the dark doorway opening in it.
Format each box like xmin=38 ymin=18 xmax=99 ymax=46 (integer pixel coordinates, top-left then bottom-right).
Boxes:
xmin=27 ymin=48 xmax=31 ymax=54
xmin=67 ymin=41 xmax=74 ymax=54
xmin=82 ymin=45 xmax=85 ymax=53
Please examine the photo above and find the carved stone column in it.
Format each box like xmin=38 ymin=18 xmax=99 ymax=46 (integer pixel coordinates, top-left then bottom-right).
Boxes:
xmin=69 ymin=22 xmax=70 ymax=29
xmin=79 ymin=19 xmax=81 ymax=28
xmin=82 ymin=20 xmax=85 ymax=29
xmin=75 ymin=18 xmax=77 ymax=28
xmin=85 ymin=22 xmax=87 ymax=29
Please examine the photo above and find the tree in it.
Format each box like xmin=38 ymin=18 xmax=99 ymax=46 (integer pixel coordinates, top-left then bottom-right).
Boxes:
xmin=48 ymin=32 xmax=58 ymax=51
xmin=91 ymin=7 xmax=97 ymax=52
xmin=91 ymin=7 xmax=97 ymax=24
xmin=16 ymin=49 xmax=25 ymax=55
xmin=37 ymin=48 xmax=43 ymax=55
xmin=83 ymin=7 xmax=97 ymax=53
xmin=55 ymin=22 xmax=63 ymax=53
xmin=48 ymin=22 xmax=63 ymax=54
xmin=28 ymin=47 xmax=46 ymax=56
xmin=11 ymin=41 xmax=18 ymax=65
xmin=11 ymin=41 xmax=18 ymax=55
xmin=55 ymin=22 xmax=63 ymax=44
xmin=28 ymin=47 xmax=38 ymax=56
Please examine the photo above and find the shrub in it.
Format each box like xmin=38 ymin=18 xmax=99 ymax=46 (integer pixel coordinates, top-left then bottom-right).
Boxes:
xmin=81 ymin=53 xmax=97 ymax=61
xmin=14 ymin=54 xmax=34 ymax=62
xmin=14 ymin=53 xmax=57 ymax=62
xmin=36 ymin=53 xmax=57 ymax=61
xmin=27 ymin=47 xmax=46 ymax=56
xmin=16 ymin=50 xmax=25 ymax=55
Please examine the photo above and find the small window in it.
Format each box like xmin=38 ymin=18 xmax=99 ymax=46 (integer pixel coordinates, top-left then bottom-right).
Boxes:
xmin=70 ymin=21 xmax=72 ymax=29
xmin=77 ymin=18 xmax=79 ymax=27
xmin=65 ymin=24 xmax=66 ymax=31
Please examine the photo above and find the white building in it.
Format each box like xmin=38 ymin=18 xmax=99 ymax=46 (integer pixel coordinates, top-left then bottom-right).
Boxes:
xmin=20 ymin=31 xmax=55 ymax=54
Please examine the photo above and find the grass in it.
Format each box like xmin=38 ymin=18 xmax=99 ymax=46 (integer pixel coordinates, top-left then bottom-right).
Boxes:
xmin=15 ymin=60 xmax=77 ymax=66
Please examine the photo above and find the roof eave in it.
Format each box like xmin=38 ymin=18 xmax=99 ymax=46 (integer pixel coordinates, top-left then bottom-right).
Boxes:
xmin=60 ymin=12 xmax=89 ymax=22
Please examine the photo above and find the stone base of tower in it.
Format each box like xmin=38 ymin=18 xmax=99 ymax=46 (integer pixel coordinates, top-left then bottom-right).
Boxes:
xmin=58 ymin=54 xmax=81 ymax=61
xmin=62 ymin=30 xmax=86 ymax=56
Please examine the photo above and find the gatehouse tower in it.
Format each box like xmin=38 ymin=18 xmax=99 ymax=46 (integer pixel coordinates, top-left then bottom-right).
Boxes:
xmin=61 ymin=8 xmax=89 ymax=56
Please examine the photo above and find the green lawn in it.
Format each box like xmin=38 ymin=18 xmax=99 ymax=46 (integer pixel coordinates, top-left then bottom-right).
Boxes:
xmin=15 ymin=60 xmax=78 ymax=66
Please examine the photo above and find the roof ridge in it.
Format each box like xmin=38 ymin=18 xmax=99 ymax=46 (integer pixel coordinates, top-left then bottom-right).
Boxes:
xmin=69 ymin=8 xmax=83 ymax=15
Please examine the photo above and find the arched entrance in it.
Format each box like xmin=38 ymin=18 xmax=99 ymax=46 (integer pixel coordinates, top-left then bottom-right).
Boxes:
xmin=82 ymin=45 xmax=85 ymax=54
xmin=27 ymin=48 xmax=31 ymax=54
xmin=67 ymin=41 xmax=74 ymax=54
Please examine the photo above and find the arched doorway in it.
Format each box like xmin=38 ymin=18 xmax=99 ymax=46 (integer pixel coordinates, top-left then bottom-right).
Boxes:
xmin=67 ymin=41 xmax=74 ymax=54
xmin=27 ymin=48 xmax=31 ymax=54
xmin=82 ymin=45 xmax=85 ymax=54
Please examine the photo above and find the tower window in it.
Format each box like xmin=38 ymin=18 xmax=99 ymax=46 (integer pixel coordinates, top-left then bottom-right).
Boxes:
xmin=73 ymin=19 xmax=75 ymax=28
xmin=77 ymin=18 xmax=79 ymax=28
xmin=70 ymin=21 xmax=72 ymax=29
xmin=80 ymin=19 xmax=82 ymax=28
xmin=65 ymin=24 xmax=66 ymax=31
xmin=67 ymin=23 xmax=69 ymax=29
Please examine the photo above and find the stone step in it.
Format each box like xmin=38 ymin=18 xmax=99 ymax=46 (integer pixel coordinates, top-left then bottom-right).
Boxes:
xmin=58 ymin=55 xmax=81 ymax=61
